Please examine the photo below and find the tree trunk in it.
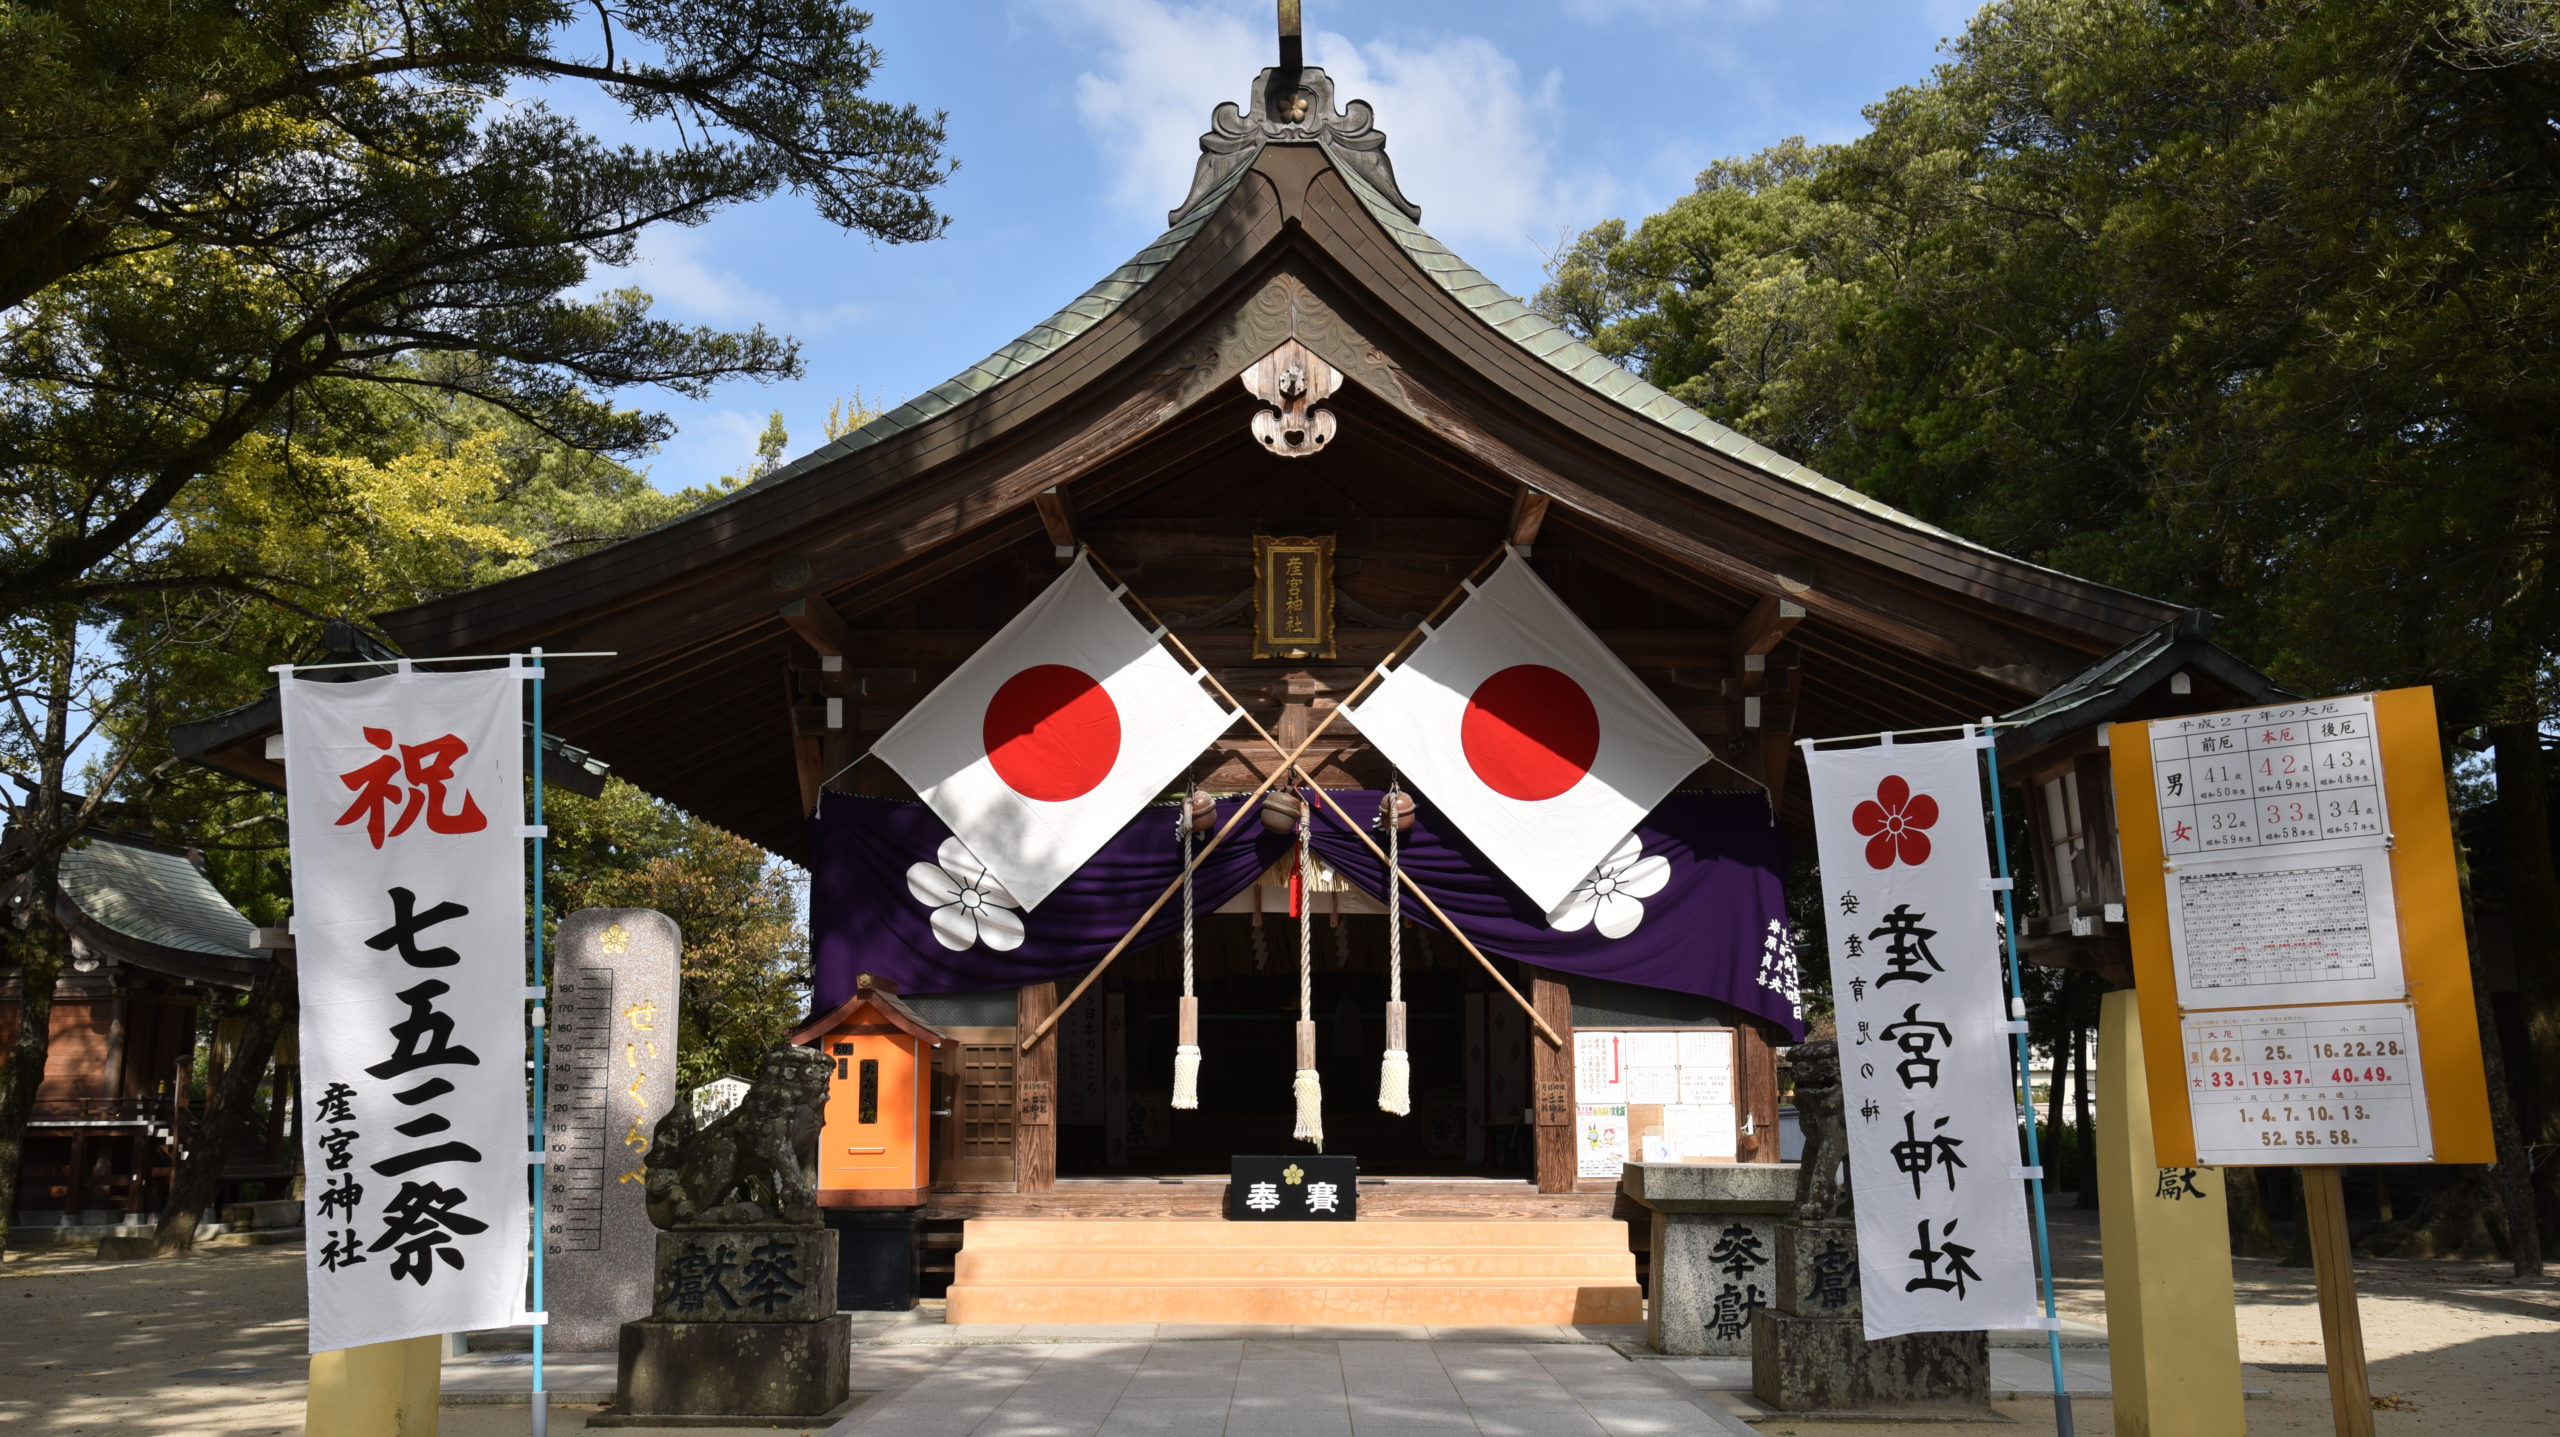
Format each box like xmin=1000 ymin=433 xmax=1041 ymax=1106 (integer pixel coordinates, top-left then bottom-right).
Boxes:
xmin=152 ymin=959 xmax=291 ymax=1255
xmin=2492 ymin=723 xmax=2560 ymax=1252
xmin=2073 ymin=1021 xmax=2098 ymax=1209
xmin=2223 ymin=1166 xmax=2285 ymax=1258
xmin=0 ymin=864 xmax=67 ymax=1258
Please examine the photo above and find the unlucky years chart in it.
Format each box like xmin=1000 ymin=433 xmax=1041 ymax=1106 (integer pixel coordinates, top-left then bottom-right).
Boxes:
xmin=2150 ymin=694 xmax=2407 ymax=1009
xmin=2181 ymin=1004 xmax=2432 ymax=1164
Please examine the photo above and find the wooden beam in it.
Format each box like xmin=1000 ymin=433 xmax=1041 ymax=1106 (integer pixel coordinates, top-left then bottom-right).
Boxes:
xmin=1735 ymin=1016 xmax=1784 ymax=1163
xmin=785 ymin=671 xmax=829 ymax=813
xmin=1735 ymin=592 xmax=1807 ymax=657
xmin=817 ymin=627 xmax=1731 ymax=670
xmin=778 ymin=591 xmax=858 ymax=662
xmin=1014 ymin=983 xmax=1057 ymax=1194
xmin=1505 ymin=487 xmax=1551 ymax=554
xmin=1034 ymin=486 xmax=1079 ymax=563
xmin=1531 ymin=969 xmax=1576 ymax=1194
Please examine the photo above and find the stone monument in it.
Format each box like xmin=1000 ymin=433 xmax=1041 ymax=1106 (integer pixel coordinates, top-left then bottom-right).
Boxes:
xmin=604 ymin=1045 xmax=853 ymax=1424
xmin=544 ymin=909 xmax=681 ymax=1352
xmin=1621 ymin=1160 xmax=1797 ymax=1356
xmin=1750 ymin=1042 xmax=1990 ymax=1416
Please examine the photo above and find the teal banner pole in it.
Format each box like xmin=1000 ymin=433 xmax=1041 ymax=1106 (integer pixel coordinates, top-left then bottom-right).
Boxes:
xmin=1981 ymin=722 xmax=2073 ymax=1435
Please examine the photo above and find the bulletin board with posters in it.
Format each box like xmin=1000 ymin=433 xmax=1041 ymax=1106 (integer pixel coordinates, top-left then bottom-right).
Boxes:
xmin=2108 ymin=687 xmax=2493 ymax=1167
xmin=1573 ymin=1028 xmax=1738 ymax=1178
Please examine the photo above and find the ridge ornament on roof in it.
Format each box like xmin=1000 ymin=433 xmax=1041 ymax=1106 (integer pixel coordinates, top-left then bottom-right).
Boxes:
xmin=1173 ymin=6 xmax=1419 ymax=226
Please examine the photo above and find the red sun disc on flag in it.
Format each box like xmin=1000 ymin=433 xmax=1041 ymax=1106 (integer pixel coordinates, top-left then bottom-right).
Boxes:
xmin=983 ymin=665 xmax=1120 ymax=802
xmin=1461 ymin=664 xmax=1601 ymax=801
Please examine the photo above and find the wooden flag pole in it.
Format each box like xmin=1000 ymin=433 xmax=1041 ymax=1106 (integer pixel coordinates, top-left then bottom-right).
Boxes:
xmin=1092 ymin=551 xmax=1563 ymax=1050
xmin=1018 ymin=546 xmax=1506 ymax=1053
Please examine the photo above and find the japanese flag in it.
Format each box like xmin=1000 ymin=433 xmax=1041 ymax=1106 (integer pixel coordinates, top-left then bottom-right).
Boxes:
xmin=1347 ymin=552 xmax=1708 ymax=913
xmin=873 ymin=557 xmax=1235 ymax=911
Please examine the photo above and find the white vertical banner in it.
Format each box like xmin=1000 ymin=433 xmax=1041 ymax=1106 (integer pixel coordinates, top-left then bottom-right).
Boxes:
xmin=283 ymin=665 xmax=529 ymax=1353
xmin=1803 ymin=734 xmax=2038 ymax=1339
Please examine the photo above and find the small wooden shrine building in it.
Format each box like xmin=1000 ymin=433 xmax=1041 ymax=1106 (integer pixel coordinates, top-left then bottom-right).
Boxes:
xmin=0 ymin=830 xmax=281 ymax=1229
xmin=196 ymin=31 xmax=2215 ymax=1316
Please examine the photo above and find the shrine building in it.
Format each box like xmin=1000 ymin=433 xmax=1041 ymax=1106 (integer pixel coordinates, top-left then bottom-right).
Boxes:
xmin=184 ymin=35 xmax=2251 ymax=1323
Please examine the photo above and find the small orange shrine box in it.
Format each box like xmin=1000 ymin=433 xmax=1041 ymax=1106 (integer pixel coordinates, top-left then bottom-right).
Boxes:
xmin=790 ymin=973 xmax=949 ymax=1207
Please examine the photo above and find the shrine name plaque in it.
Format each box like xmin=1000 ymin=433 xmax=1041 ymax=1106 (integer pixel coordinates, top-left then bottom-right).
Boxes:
xmin=1228 ymin=1154 xmax=1358 ymax=1221
xmin=1252 ymin=534 xmax=1336 ymax=660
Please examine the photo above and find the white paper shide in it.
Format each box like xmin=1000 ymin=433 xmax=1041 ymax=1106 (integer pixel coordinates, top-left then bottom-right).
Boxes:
xmin=1804 ymin=736 xmax=2039 ymax=1339
xmin=284 ymin=667 xmax=529 ymax=1353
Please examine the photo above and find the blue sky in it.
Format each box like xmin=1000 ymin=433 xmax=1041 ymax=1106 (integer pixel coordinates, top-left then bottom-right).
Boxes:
xmin=585 ymin=1 xmax=1983 ymax=489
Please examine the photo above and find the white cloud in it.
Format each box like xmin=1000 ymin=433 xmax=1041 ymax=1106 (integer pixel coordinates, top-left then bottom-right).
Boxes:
xmin=1062 ymin=0 xmax=1266 ymax=223
xmin=1563 ymin=0 xmax=1783 ymax=19
xmin=625 ymin=226 xmax=781 ymax=325
xmin=1053 ymin=0 xmax=1609 ymax=266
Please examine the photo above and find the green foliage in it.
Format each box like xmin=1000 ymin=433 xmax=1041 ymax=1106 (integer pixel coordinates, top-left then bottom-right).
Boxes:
xmin=0 ymin=0 xmax=953 ymax=621
xmin=547 ymin=781 xmax=808 ymax=1090
xmin=1537 ymin=0 xmax=2560 ymax=727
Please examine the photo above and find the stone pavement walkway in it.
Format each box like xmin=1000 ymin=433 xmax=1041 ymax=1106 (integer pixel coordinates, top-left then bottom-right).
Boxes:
xmin=822 ymin=1338 xmax=1760 ymax=1437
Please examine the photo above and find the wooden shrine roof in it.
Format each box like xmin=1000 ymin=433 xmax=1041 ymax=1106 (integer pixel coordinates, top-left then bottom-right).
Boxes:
xmin=369 ymin=61 xmax=2190 ymax=862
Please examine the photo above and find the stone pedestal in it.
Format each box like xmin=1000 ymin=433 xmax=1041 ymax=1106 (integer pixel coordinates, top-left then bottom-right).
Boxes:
xmin=826 ymin=1206 xmax=920 ymax=1311
xmin=1621 ymin=1161 xmax=1797 ymax=1355
xmin=612 ymin=1313 xmax=853 ymax=1419
xmin=1749 ymin=1219 xmax=1990 ymax=1416
xmin=612 ymin=1226 xmax=850 ymax=1419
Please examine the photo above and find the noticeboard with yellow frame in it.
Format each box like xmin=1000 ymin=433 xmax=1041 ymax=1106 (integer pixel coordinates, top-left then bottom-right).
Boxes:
xmin=2108 ymin=686 xmax=2493 ymax=1168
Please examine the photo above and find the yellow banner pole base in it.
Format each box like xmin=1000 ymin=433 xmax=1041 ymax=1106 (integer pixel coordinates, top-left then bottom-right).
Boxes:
xmin=306 ymin=1334 xmax=442 ymax=1436
xmin=2096 ymin=989 xmax=2246 ymax=1436
xmin=2302 ymin=1165 xmax=2378 ymax=1437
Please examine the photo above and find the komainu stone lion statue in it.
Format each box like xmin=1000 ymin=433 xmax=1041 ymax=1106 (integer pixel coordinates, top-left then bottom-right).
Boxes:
xmin=644 ymin=1045 xmax=831 ymax=1230
xmin=1785 ymin=1041 xmax=1852 ymax=1221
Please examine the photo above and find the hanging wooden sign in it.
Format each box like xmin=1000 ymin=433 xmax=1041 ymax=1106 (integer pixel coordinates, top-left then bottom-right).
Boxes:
xmin=1252 ymin=534 xmax=1336 ymax=659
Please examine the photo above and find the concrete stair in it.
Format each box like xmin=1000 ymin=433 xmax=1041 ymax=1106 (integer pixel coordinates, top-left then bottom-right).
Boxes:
xmin=944 ymin=1218 xmax=1642 ymax=1326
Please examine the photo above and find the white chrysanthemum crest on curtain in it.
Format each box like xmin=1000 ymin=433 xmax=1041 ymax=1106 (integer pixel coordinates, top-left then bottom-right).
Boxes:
xmin=1544 ymin=835 xmax=1671 ymax=939
xmin=907 ymin=837 xmax=1026 ymax=952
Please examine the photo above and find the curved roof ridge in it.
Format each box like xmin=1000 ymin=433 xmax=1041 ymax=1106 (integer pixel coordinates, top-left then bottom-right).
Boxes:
xmin=677 ymin=165 xmax=1258 ymax=512
xmin=1324 ymin=163 xmax=2056 ymax=566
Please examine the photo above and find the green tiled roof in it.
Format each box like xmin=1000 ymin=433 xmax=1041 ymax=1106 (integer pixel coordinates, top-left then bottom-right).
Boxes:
xmin=724 ymin=142 xmax=1981 ymax=558
xmin=1327 ymin=166 xmax=1991 ymax=548
xmin=59 ymin=838 xmax=257 ymax=959
xmin=719 ymin=167 xmax=1254 ymax=503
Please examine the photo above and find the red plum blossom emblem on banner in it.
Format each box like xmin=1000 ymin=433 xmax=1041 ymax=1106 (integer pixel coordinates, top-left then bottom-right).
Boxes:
xmin=1852 ymin=774 xmax=1938 ymax=869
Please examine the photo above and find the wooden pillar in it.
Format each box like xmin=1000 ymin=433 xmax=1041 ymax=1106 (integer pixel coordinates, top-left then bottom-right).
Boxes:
xmin=1735 ymin=1016 xmax=1783 ymax=1163
xmin=2095 ymin=988 xmax=2245 ymax=1435
xmin=1015 ymin=982 xmax=1057 ymax=1193
xmin=1530 ymin=968 xmax=1575 ymax=1193
xmin=2302 ymin=1165 xmax=2376 ymax=1437
xmin=305 ymin=1334 xmax=441 ymax=1436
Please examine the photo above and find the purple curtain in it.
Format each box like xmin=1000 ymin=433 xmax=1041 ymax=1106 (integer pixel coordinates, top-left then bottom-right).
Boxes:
xmin=809 ymin=789 xmax=1801 ymax=1038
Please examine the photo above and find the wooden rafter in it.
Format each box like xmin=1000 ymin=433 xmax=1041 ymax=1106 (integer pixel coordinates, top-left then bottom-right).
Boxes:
xmin=1034 ymin=486 xmax=1079 ymax=562
xmin=1505 ymin=486 xmax=1551 ymax=554
xmin=779 ymin=591 xmax=858 ymax=662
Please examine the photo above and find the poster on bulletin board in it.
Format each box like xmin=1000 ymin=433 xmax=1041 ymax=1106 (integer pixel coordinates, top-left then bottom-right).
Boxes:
xmin=1572 ymin=1028 xmax=1737 ymax=1174
xmin=2110 ymin=687 xmax=2492 ymax=1168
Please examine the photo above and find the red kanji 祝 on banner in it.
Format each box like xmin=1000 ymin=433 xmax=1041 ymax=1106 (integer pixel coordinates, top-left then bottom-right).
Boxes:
xmin=283 ymin=665 xmax=529 ymax=1353
xmin=333 ymin=727 xmax=490 ymax=847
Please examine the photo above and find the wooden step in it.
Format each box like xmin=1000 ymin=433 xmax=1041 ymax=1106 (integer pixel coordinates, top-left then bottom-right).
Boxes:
xmin=945 ymin=1218 xmax=1643 ymax=1326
